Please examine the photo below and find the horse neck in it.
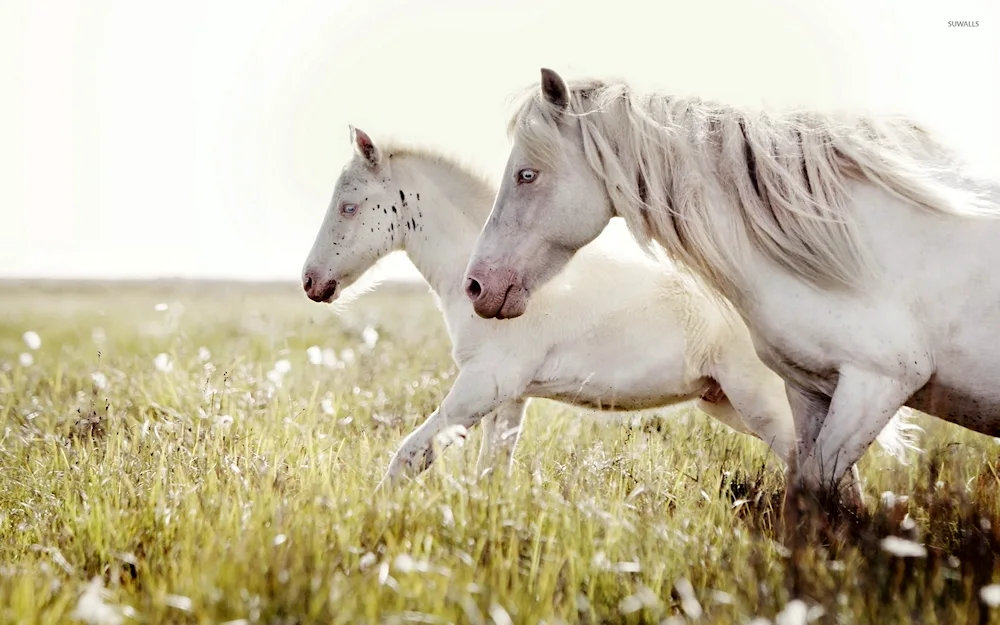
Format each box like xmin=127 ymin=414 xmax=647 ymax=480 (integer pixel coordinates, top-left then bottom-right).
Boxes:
xmin=392 ymin=156 xmax=495 ymax=300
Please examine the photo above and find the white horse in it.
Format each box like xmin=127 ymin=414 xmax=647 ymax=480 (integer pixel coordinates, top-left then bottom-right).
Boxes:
xmin=301 ymin=126 xmax=919 ymax=489
xmin=464 ymin=68 xmax=1000 ymax=509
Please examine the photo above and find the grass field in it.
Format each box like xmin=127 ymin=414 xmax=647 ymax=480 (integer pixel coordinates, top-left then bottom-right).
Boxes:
xmin=2 ymin=281 xmax=1000 ymax=624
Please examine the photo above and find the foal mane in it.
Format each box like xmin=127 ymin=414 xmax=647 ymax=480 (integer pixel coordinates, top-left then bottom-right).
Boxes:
xmin=380 ymin=141 xmax=497 ymax=200
xmin=509 ymin=79 xmax=997 ymax=304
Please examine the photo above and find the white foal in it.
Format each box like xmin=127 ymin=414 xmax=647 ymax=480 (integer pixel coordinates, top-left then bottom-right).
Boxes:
xmin=302 ymin=127 xmax=920 ymax=488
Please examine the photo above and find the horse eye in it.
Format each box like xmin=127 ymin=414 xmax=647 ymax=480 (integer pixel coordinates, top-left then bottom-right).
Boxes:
xmin=341 ymin=203 xmax=358 ymax=215
xmin=517 ymin=168 xmax=538 ymax=184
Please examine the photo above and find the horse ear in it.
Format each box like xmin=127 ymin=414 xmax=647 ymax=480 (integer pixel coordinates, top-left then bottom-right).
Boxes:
xmin=540 ymin=68 xmax=569 ymax=110
xmin=349 ymin=125 xmax=381 ymax=168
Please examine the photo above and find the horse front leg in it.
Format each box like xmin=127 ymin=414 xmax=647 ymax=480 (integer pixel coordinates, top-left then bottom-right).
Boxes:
xmin=781 ymin=383 xmax=832 ymax=538
xmin=377 ymin=365 xmax=524 ymax=490
xmin=476 ymin=399 xmax=528 ymax=477
xmin=797 ymin=365 xmax=924 ymax=499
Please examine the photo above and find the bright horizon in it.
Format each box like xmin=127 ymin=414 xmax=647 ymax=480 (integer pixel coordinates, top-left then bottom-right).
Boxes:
xmin=1 ymin=0 xmax=997 ymax=283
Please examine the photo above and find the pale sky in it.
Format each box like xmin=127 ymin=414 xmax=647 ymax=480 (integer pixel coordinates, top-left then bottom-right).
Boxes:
xmin=1 ymin=0 xmax=997 ymax=281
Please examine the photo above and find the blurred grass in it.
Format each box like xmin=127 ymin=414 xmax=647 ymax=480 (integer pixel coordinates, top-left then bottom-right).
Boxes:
xmin=2 ymin=280 xmax=1000 ymax=624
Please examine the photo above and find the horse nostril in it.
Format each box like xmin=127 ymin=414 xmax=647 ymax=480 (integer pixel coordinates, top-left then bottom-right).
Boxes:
xmin=465 ymin=277 xmax=482 ymax=301
xmin=303 ymin=276 xmax=314 ymax=292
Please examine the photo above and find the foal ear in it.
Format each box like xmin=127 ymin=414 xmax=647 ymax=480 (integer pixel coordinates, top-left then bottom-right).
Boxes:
xmin=349 ymin=125 xmax=382 ymax=168
xmin=540 ymin=68 xmax=570 ymax=111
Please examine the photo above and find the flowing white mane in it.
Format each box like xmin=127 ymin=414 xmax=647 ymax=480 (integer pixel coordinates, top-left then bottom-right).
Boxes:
xmin=509 ymin=78 xmax=998 ymax=303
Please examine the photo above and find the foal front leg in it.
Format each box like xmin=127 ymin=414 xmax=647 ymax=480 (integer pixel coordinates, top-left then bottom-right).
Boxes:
xmin=476 ymin=399 xmax=528 ymax=476
xmin=378 ymin=365 xmax=523 ymax=489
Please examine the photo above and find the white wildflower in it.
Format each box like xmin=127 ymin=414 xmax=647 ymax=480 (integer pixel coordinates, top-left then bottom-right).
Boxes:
xmin=320 ymin=398 xmax=335 ymax=415
xmin=273 ymin=359 xmax=292 ymax=374
xmin=362 ymin=326 xmax=379 ymax=349
xmin=618 ymin=584 xmax=661 ymax=614
xmin=70 ymin=577 xmax=125 ymax=625
xmin=981 ymin=584 xmax=1000 ymax=607
xmin=153 ymin=353 xmax=173 ymax=373
xmin=358 ymin=553 xmax=377 ymax=572
xmin=163 ymin=594 xmax=192 ymax=611
xmin=154 ymin=303 xmax=168 ymax=312
xmin=339 ymin=348 xmax=355 ymax=365
xmin=198 ymin=347 xmax=211 ymax=362
xmin=91 ymin=372 xmax=108 ymax=390
xmin=306 ymin=346 xmax=322 ymax=365
xmin=675 ymin=578 xmax=702 ymax=619
xmin=19 ymin=353 xmax=33 ymax=367
xmin=266 ymin=369 xmax=285 ymax=387
xmin=321 ymin=348 xmax=339 ymax=368
xmin=273 ymin=534 xmax=287 ymax=546
xmin=776 ymin=599 xmax=808 ymax=625
xmin=711 ymin=590 xmax=734 ymax=605
xmin=488 ymin=604 xmax=513 ymax=625
xmin=22 ymin=331 xmax=41 ymax=350
xmin=881 ymin=536 xmax=927 ymax=558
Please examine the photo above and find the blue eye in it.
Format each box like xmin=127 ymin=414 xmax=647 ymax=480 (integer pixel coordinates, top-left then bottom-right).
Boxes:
xmin=341 ymin=203 xmax=358 ymax=215
xmin=517 ymin=168 xmax=538 ymax=184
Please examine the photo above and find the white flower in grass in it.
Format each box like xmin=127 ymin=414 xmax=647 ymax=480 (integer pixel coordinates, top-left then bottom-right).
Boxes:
xmin=91 ymin=372 xmax=108 ymax=390
xmin=198 ymin=347 xmax=211 ymax=362
xmin=154 ymin=303 xmax=168 ymax=312
xmin=320 ymin=398 xmax=335 ymax=415
xmin=22 ymin=331 xmax=41 ymax=350
xmin=266 ymin=359 xmax=292 ymax=388
xmin=306 ymin=345 xmax=322 ymax=365
xmin=775 ymin=599 xmax=808 ymax=625
xmin=322 ymin=348 xmax=340 ymax=368
xmin=880 ymin=535 xmax=927 ymax=558
xmin=70 ymin=577 xmax=126 ymax=625
xmin=362 ymin=326 xmax=379 ymax=349
xmin=618 ymin=584 xmax=661 ymax=615
xmin=266 ymin=369 xmax=284 ymax=387
xmin=153 ymin=353 xmax=173 ymax=373
xmin=674 ymin=578 xmax=702 ymax=619
xmin=19 ymin=353 xmax=33 ymax=367
xmin=981 ymin=584 xmax=1000 ymax=607
xmin=339 ymin=348 xmax=355 ymax=365
xmin=163 ymin=594 xmax=192 ymax=612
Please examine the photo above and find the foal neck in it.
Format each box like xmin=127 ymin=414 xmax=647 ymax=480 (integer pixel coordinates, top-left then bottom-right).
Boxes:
xmin=390 ymin=153 xmax=496 ymax=300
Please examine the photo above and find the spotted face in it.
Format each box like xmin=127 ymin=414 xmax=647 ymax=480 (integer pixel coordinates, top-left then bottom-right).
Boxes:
xmin=302 ymin=127 xmax=411 ymax=303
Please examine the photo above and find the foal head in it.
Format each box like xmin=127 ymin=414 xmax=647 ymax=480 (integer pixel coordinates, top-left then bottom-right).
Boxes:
xmin=302 ymin=127 xmax=407 ymax=303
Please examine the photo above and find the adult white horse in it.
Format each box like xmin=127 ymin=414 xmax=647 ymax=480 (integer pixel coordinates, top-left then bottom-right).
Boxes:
xmin=464 ymin=68 xmax=1000 ymax=511
xmin=302 ymin=126 xmax=919 ymax=490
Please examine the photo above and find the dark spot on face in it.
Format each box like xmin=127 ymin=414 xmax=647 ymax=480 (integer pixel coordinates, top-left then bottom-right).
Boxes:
xmin=391 ymin=206 xmax=397 ymax=214
xmin=416 ymin=193 xmax=420 ymax=200
xmin=410 ymin=217 xmax=416 ymax=230
xmin=399 ymin=190 xmax=407 ymax=207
